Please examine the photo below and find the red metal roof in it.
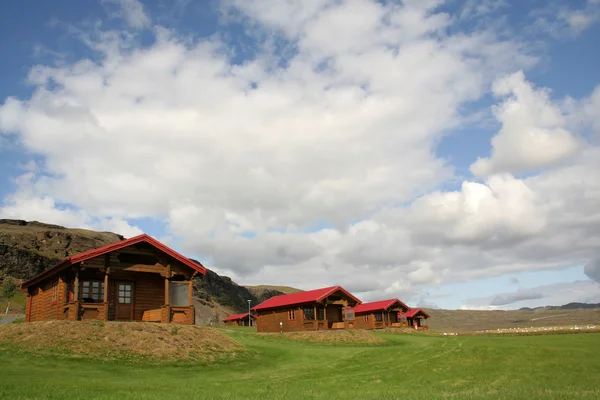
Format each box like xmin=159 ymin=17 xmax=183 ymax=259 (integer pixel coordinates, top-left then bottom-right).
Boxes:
xmin=405 ymin=308 xmax=430 ymax=318
xmin=352 ymin=298 xmax=409 ymax=314
xmin=21 ymin=234 xmax=206 ymax=289
xmin=252 ymin=286 xmax=361 ymax=311
xmin=223 ymin=313 xmax=255 ymax=322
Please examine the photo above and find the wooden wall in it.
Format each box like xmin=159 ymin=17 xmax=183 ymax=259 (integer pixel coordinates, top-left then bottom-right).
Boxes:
xmin=353 ymin=308 xmax=410 ymax=330
xmin=354 ymin=312 xmax=385 ymax=330
xmin=224 ymin=318 xmax=253 ymax=327
xmin=27 ymin=278 xmax=64 ymax=322
xmin=256 ymin=303 xmax=350 ymax=333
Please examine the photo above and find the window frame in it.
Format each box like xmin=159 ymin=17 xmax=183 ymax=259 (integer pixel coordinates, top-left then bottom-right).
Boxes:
xmin=117 ymin=282 xmax=133 ymax=305
xmin=80 ymin=280 xmax=105 ymax=303
xmin=374 ymin=312 xmax=383 ymax=322
xmin=318 ymin=307 xmax=325 ymax=320
xmin=288 ymin=309 xmax=296 ymax=321
xmin=303 ymin=307 xmax=315 ymax=320
xmin=168 ymin=281 xmax=190 ymax=307
xmin=51 ymin=280 xmax=59 ymax=304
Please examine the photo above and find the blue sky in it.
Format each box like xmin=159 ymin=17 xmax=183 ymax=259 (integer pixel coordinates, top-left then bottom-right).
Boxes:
xmin=1 ymin=0 xmax=600 ymax=310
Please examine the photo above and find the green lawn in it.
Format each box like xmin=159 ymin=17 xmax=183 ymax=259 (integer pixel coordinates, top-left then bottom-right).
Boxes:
xmin=1 ymin=330 xmax=599 ymax=399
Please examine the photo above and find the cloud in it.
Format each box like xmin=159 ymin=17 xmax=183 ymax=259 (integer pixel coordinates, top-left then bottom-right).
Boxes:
xmin=0 ymin=173 xmax=142 ymax=238
xmin=584 ymin=257 xmax=600 ymax=284
xmin=104 ymin=0 xmax=151 ymax=29
xmin=530 ymin=0 xmax=600 ymax=37
xmin=489 ymin=288 xmax=544 ymax=306
xmin=466 ymin=280 xmax=600 ymax=309
xmin=471 ymin=71 xmax=582 ymax=177
xmin=582 ymin=85 xmax=600 ymax=136
xmin=0 ymin=1 xmax=599 ymax=304
xmin=416 ymin=299 xmax=440 ymax=309
xmin=406 ymin=174 xmax=547 ymax=245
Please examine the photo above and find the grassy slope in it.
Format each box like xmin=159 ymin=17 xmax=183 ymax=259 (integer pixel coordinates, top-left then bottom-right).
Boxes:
xmin=0 ymin=321 xmax=246 ymax=364
xmin=426 ymin=308 xmax=600 ymax=332
xmin=0 ymin=282 xmax=26 ymax=314
xmin=1 ymin=329 xmax=599 ymax=399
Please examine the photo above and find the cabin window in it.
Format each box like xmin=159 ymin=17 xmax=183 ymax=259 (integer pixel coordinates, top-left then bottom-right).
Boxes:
xmin=51 ymin=280 xmax=59 ymax=303
xmin=81 ymin=280 xmax=104 ymax=303
xmin=288 ymin=310 xmax=295 ymax=320
xmin=364 ymin=315 xmax=369 ymax=322
xmin=303 ymin=307 xmax=315 ymax=320
xmin=318 ymin=307 xmax=325 ymax=320
xmin=345 ymin=308 xmax=355 ymax=321
xmin=384 ymin=313 xmax=389 ymax=322
xmin=374 ymin=312 xmax=383 ymax=322
xmin=169 ymin=282 xmax=189 ymax=306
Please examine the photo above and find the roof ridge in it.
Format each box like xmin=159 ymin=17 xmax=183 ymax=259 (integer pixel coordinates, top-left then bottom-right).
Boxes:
xmin=21 ymin=233 xmax=205 ymax=289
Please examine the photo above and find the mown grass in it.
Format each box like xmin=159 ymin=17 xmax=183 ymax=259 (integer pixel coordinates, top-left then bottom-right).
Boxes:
xmin=1 ymin=329 xmax=599 ymax=399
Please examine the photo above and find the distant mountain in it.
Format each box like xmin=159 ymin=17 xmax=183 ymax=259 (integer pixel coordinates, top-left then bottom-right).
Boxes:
xmin=246 ymin=285 xmax=302 ymax=302
xmin=518 ymin=303 xmax=600 ymax=311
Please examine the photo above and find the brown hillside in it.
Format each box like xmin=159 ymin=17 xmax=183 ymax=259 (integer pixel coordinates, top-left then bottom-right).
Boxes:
xmin=0 ymin=320 xmax=246 ymax=364
xmin=425 ymin=308 xmax=600 ymax=332
xmin=0 ymin=219 xmax=122 ymax=279
xmin=246 ymin=285 xmax=302 ymax=302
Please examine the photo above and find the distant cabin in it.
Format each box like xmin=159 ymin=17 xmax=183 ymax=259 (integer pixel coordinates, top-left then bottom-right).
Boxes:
xmin=404 ymin=308 xmax=430 ymax=330
xmin=223 ymin=312 xmax=256 ymax=327
xmin=20 ymin=234 xmax=206 ymax=324
xmin=252 ymin=286 xmax=361 ymax=333
xmin=352 ymin=298 xmax=410 ymax=330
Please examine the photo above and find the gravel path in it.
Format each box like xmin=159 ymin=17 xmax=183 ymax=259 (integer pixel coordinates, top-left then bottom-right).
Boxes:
xmin=0 ymin=314 xmax=24 ymax=324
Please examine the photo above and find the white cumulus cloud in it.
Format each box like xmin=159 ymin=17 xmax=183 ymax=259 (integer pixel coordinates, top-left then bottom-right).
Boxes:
xmin=471 ymin=71 xmax=582 ymax=177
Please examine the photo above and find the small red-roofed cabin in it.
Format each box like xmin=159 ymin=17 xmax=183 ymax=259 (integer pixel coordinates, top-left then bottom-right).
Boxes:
xmin=405 ymin=308 xmax=430 ymax=330
xmin=20 ymin=234 xmax=206 ymax=325
xmin=223 ymin=312 xmax=256 ymax=327
xmin=252 ymin=286 xmax=361 ymax=333
xmin=351 ymin=299 xmax=410 ymax=330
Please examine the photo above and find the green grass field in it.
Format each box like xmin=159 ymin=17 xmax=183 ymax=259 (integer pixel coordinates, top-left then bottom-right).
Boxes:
xmin=1 ymin=328 xmax=599 ymax=399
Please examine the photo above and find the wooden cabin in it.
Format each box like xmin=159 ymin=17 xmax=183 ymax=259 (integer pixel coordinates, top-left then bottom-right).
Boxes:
xmin=20 ymin=234 xmax=206 ymax=324
xmin=252 ymin=286 xmax=361 ymax=333
xmin=405 ymin=308 xmax=430 ymax=330
xmin=223 ymin=312 xmax=256 ymax=327
xmin=351 ymin=298 xmax=410 ymax=330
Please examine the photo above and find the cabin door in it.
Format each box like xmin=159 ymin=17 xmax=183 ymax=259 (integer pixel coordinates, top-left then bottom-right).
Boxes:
xmin=115 ymin=281 xmax=134 ymax=320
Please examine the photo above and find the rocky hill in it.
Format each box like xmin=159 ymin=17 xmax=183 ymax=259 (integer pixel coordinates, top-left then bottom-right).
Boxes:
xmin=0 ymin=219 xmax=299 ymax=322
xmin=0 ymin=219 xmax=123 ymax=280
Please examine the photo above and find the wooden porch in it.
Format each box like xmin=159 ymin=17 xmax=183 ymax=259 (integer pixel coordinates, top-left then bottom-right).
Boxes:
xmin=59 ymin=244 xmax=198 ymax=324
xmin=301 ymin=301 xmax=357 ymax=330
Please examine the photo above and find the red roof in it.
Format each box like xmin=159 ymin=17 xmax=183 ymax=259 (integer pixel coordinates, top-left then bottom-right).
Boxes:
xmin=223 ymin=313 xmax=255 ymax=322
xmin=405 ymin=308 xmax=430 ymax=318
xmin=252 ymin=286 xmax=361 ymax=311
xmin=21 ymin=234 xmax=206 ymax=288
xmin=352 ymin=298 xmax=409 ymax=314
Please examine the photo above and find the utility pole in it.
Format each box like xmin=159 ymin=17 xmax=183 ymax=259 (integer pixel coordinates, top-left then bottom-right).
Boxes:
xmin=247 ymin=299 xmax=251 ymax=327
